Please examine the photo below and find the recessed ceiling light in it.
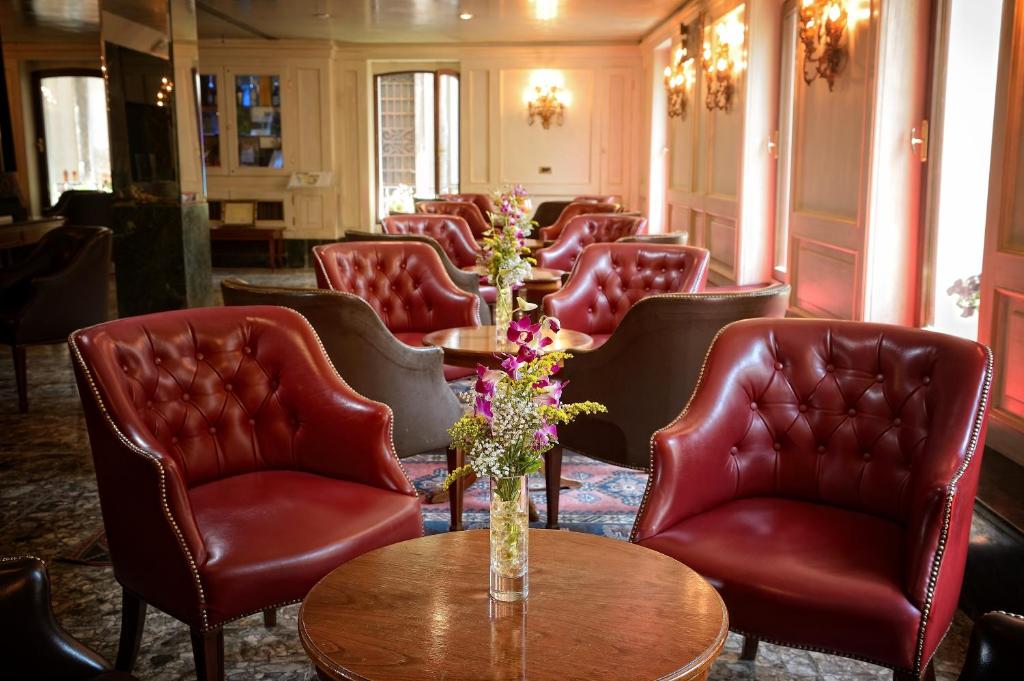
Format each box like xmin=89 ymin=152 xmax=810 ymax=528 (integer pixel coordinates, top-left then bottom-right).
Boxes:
xmin=459 ymin=12 xmax=473 ymax=20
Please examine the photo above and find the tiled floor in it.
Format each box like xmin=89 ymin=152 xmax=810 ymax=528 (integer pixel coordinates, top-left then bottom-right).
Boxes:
xmin=0 ymin=268 xmax=975 ymax=680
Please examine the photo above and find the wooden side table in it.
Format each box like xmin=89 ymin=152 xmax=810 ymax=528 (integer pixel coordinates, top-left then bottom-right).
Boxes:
xmin=210 ymin=226 xmax=285 ymax=270
xmin=300 ymin=530 xmax=728 ymax=681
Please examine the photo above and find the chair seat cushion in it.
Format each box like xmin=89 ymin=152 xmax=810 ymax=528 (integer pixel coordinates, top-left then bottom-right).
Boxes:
xmin=637 ymin=497 xmax=921 ymax=669
xmin=394 ymin=331 xmax=476 ymax=380
xmin=480 ymin=285 xmax=497 ymax=304
xmin=190 ymin=470 xmax=422 ymax=626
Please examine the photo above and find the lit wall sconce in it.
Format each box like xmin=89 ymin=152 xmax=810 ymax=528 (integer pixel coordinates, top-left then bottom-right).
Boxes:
xmin=701 ymin=10 xmax=745 ymax=112
xmin=525 ymin=70 xmax=569 ymax=129
xmin=664 ymin=23 xmax=696 ymax=119
xmin=156 ymin=76 xmax=174 ymax=107
xmin=799 ymin=0 xmax=849 ymax=90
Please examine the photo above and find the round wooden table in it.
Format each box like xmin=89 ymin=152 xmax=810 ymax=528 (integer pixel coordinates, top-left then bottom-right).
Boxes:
xmin=300 ymin=530 xmax=728 ymax=681
xmin=461 ymin=265 xmax=565 ymax=308
xmin=422 ymin=325 xmax=593 ymax=369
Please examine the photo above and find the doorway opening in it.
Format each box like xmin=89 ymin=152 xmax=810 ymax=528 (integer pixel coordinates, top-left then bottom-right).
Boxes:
xmin=923 ymin=0 xmax=1003 ymax=338
xmin=31 ymin=70 xmax=112 ymax=207
xmin=374 ymin=70 xmax=459 ymax=221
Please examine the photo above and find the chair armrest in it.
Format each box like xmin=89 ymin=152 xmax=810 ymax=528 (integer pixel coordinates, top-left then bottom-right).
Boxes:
xmin=421 ymin=280 xmax=482 ymax=329
xmin=534 ymin=237 xmax=578 ymax=271
xmin=69 ymin=339 xmax=208 ymax=625
xmin=631 ymin=399 xmax=751 ymax=542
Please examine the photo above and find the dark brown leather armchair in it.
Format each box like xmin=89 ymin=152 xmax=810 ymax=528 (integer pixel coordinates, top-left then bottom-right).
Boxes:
xmin=70 ymin=306 xmax=423 ymax=680
xmin=44 ymin=189 xmax=113 ymax=227
xmin=0 ymin=225 xmax=111 ymax=412
xmin=543 ymin=285 xmax=790 ymax=528
xmin=0 ymin=555 xmax=139 ymax=680
xmin=343 ymin=230 xmax=491 ymax=324
xmin=531 ymin=200 xmax=572 ymax=229
xmin=959 ymin=611 xmax=1024 ymax=681
xmin=220 ymin=279 xmax=468 ymax=529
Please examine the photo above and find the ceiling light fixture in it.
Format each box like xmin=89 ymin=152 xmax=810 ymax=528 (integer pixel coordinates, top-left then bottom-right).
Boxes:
xmin=459 ymin=12 xmax=473 ymax=20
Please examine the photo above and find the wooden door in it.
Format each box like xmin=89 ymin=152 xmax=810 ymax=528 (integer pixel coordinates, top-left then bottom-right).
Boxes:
xmin=980 ymin=0 xmax=1024 ymax=463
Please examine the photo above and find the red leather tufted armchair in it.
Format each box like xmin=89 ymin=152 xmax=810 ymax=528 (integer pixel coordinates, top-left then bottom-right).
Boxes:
xmin=416 ymin=200 xmax=491 ymax=239
xmin=439 ymin=193 xmax=497 ymax=224
xmin=632 ymin=318 xmax=993 ymax=681
xmin=535 ymin=215 xmax=647 ymax=273
xmin=542 ymin=241 xmax=704 ymax=344
xmin=382 ymin=214 xmax=481 ymax=268
xmin=313 ymin=241 xmax=481 ymax=380
xmin=538 ymin=201 xmax=621 ymax=241
xmin=69 ymin=306 xmax=423 ymax=680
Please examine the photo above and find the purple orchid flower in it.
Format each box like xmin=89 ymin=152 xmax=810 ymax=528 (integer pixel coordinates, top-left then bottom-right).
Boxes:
xmin=475 ymin=395 xmax=494 ymax=420
xmin=500 ymin=354 xmax=522 ymax=379
xmin=475 ymin=365 xmax=502 ymax=397
xmin=507 ymin=316 xmax=542 ymax=343
xmin=546 ymin=316 xmax=561 ymax=333
xmin=532 ymin=422 xmax=558 ymax=450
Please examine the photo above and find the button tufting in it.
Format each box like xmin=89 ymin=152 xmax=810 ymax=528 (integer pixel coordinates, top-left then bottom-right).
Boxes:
xmin=730 ymin=446 xmax=738 ymax=455
xmin=894 ymin=417 xmax=902 ymax=426
xmin=826 ymin=364 xmax=834 ymax=372
xmin=848 ymin=408 xmax=856 ymax=417
xmin=923 ymin=376 xmax=931 ymax=385
xmin=862 ymin=452 xmax=871 ymax=461
xmin=750 ymin=402 xmax=758 ymax=410
xmin=225 ymin=384 xmax=233 ymax=392
xmin=209 ymin=427 xmax=217 ymax=435
xmin=798 ymin=404 xmax=808 ymax=413
xmin=154 ymin=357 xmax=162 ymax=365
xmin=773 ymin=442 xmax=782 ymax=451
xmin=182 ymin=394 xmax=190 ymax=401
xmin=243 ymin=347 xmax=252 ymax=355
xmin=249 ymin=419 xmax=256 ymax=426
xmin=876 ymin=374 xmax=884 ymax=382
xmin=774 ymin=362 xmax=783 ymax=370
xmin=817 ymin=445 xmax=826 ymax=454
xmin=145 ymin=400 xmax=152 ymax=407
xmin=171 ymin=436 xmax=178 ymax=444
xmin=196 ymin=353 xmax=204 ymax=361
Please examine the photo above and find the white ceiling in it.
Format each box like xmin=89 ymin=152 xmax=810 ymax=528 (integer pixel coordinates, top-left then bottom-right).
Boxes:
xmin=194 ymin=0 xmax=684 ymax=44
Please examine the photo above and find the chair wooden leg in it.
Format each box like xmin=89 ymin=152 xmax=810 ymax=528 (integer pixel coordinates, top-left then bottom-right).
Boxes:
xmin=13 ymin=345 xmax=28 ymax=413
xmin=446 ymin=446 xmax=465 ymax=532
xmin=115 ymin=588 xmax=147 ymax=671
xmin=893 ymin=661 xmax=935 ymax=681
xmin=740 ymin=635 xmax=758 ymax=661
xmin=543 ymin=446 xmax=563 ymax=529
xmin=190 ymin=627 xmax=225 ymax=681
xmin=263 ymin=608 xmax=277 ymax=627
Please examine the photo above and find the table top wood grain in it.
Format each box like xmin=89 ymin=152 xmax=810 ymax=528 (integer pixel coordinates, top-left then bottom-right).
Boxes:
xmin=461 ymin=264 xmax=564 ymax=283
xmin=422 ymin=325 xmax=593 ymax=368
xmin=299 ymin=530 xmax=728 ymax=681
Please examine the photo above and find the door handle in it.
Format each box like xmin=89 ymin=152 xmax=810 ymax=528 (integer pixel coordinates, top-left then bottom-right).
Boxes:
xmin=911 ymin=120 xmax=929 ymax=162
xmin=768 ymin=130 xmax=779 ymax=160
xmin=35 ymin=137 xmax=45 ymax=153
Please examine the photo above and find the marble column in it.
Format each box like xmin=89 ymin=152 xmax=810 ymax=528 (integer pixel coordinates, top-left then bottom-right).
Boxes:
xmin=101 ymin=0 xmax=211 ymax=315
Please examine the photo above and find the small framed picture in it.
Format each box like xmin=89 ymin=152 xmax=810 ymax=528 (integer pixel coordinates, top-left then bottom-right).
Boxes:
xmin=222 ymin=201 xmax=256 ymax=226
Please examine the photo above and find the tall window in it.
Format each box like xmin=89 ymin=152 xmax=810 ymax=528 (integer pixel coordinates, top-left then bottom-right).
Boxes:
xmin=375 ymin=71 xmax=459 ymax=220
xmin=32 ymin=71 xmax=111 ymax=206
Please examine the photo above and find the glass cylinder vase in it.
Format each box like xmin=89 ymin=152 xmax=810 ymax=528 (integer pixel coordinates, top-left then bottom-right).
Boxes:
xmin=494 ymin=285 xmax=514 ymax=342
xmin=489 ymin=475 xmax=529 ymax=602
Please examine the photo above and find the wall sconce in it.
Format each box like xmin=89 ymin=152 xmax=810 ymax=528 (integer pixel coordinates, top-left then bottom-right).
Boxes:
xmin=799 ymin=0 xmax=849 ymax=90
xmin=664 ymin=23 xmax=696 ymax=119
xmin=155 ymin=76 xmax=174 ymax=108
xmin=701 ymin=11 xmax=745 ymax=112
xmin=525 ymin=70 xmax=569 ymax=129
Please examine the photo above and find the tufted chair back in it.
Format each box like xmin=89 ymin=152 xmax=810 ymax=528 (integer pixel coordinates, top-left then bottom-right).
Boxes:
xmin=439 ymin=193 xmax=496 ymax=223
xmin=539 ymin=201 xmax=621 ymax=241
xmin=543 ymin=243 xmax=709 ymax=338
xmin=313 ymin=240 xmax=480 ymax=334
xmin=70 ymin=306 xmax=400 ymax=491
xmin=415 ymin=200 xmax=490 ymax=239
xmin=535 ymin=215 xmax=650 ymax=274
xmin=657 ymin=318 xmax=992 ymax=527
xmin=382 ymin=214 xmax=481 ymax=268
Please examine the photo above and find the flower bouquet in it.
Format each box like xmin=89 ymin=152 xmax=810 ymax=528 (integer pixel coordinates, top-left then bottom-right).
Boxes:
xmin=480 ymin=186 xmax=537 ymax=340
xmin=445 ymin=299 xmax=606 ymax=601
xmin=946 ymin=275 xmax=981 ymax=318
